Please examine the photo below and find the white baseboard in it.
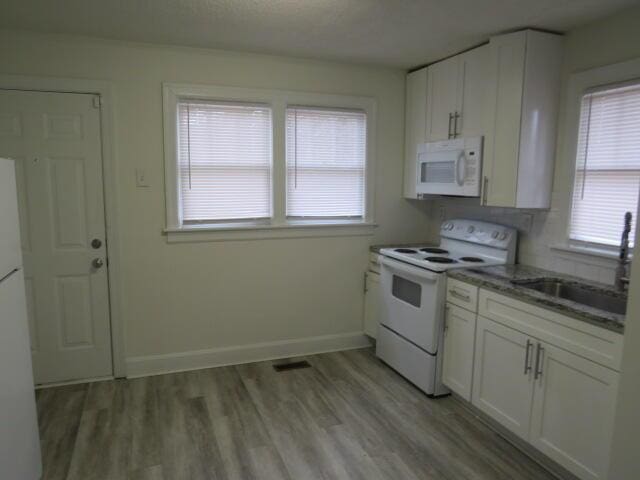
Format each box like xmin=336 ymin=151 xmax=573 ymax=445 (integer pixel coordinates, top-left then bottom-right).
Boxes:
xmin=125 ymin=331 xmax=372 ymax=378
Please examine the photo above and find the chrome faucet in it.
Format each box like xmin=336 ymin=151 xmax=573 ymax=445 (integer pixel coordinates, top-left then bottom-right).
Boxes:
xmin=615 ymin=212 xmax=632 ymax=291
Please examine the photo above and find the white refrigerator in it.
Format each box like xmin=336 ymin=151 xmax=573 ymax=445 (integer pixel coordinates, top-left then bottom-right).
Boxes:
xmin=0 ymin=158 xmax=42 ymax=479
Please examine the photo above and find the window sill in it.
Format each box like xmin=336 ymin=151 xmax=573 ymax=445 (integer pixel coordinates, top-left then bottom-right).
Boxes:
xmin=164 ymin=220 xmax=377 ymax=243
xmin=550 ymin=243 xmax=629 ymax=261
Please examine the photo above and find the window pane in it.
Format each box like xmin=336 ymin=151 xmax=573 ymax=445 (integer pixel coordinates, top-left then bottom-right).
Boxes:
xmin=286 ymin=107 xmax=366 ymax=218
xmin=570 ymin=82 xmax=640 ymax=246
xmin=177 ymin=101 xmax=272 ymax=222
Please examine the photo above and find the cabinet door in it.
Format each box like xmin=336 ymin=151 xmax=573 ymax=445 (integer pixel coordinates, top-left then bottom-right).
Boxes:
xmin=529 ymin=342 xmax=619 ymax=480
xmin=363 ymin=271 xmax=380 ymax=338
xmin=442 ymin=303 xmax=476 ymax=401
xmin=425 ymin=56 xmax=459 ymax=141
xmin=482 ymin=31 xmax=527 ymax=207
xmin=404 ymin=68 xmax=428 ymax=198
xmin=472 ymin=315 xmax=535 ymax=440
xmin=456 ymin=45 xmax=489 ymax=138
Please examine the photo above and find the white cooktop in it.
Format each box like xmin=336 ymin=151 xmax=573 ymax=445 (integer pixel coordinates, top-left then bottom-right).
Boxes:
xmin=379 ymin=219 xmax=518 ymax=273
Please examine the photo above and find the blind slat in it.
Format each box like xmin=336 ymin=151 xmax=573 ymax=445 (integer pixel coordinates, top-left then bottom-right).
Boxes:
xmin=570 ymin=82 xmax=640 ymax=246
xmin=286 ymin=107 xmax=366 ymax=218
xmin=177 ymin=102 xmax=272 ymax=222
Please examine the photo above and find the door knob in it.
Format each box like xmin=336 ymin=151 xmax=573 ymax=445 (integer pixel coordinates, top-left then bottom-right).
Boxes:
xmin=92 ymin=258 xmax=104 ymax=269
xmin=91 ymin=238 xmax=102 ymax=249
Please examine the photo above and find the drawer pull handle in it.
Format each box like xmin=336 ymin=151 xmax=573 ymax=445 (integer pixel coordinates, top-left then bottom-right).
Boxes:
xmin=449 ymin=289 xmax=471 ymax=302
xmin=524 ymin=339 xmax=533 ymax=375
xmin=534 ymin=343 xmax=545 ymax=380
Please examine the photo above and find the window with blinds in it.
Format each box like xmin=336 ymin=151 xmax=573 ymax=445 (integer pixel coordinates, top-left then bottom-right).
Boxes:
xmin=177 ymin=101 xmax=272 ymax=223
xmin=569 ymin=81 xmax=640 ymax=247
xmin=286 ymin=107 xmax=366 ymax=219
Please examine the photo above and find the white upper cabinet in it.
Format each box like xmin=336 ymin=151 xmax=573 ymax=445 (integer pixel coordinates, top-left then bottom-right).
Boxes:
xmin=482 ymin=30 xmax=564 ymax=208
xmin=403 ymin=45 xmax=488 ymax=198
xmin=403 ymin=68 xmax=427 ymax=199
xmin=425 ymin=45 xmax=489 ymax=141
xmin=426 ymin=56 xmax=459 ymax=141
xmin=403 ymin=30 xmax=563 ymax=207
xmin=456 ymin=46 xmax=490 ymax=137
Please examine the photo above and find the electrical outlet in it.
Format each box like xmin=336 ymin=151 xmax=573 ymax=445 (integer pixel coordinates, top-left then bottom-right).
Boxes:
xmin=135 ymin=168 xmax=149 ymax=187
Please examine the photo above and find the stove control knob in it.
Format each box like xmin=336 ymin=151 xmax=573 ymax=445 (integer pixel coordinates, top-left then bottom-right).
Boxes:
xmin=499 ymin=232 xmax=508 ymax=241
xmin=467 ymin=226 xmax=475 ymax=234
xmin=491 ymin=230 xmax=500 ymax=239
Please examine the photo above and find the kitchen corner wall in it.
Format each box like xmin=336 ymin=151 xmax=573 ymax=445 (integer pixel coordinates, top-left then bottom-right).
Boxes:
xmin=424 ymin=5 xmax=640 ymax=286
xmin=0 ymin=30 xmax=431 ymax=371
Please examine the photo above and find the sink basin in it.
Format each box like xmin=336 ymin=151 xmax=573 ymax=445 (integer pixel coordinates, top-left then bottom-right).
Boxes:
xmin=512 ymin=278 xmax=627 ymax=315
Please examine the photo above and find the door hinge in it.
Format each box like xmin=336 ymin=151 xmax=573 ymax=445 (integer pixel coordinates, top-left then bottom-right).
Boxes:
xmin=93 ymin=96 xmax=103 ymax=108
xmin=363 ymin=272 xmax=368 ymax=294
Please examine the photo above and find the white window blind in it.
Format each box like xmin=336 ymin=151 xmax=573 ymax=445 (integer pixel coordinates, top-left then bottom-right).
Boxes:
xmin=177 ymin=101 xmax=272 ymax=223
xmin=286 ymin=107 xmax=366 ymax=219
xmin=570 ymin=81 xmax=640 ymax=247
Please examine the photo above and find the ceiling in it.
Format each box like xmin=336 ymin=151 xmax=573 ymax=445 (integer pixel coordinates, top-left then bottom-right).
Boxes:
xmin=0 ymin=0 xmax=636 ymax=68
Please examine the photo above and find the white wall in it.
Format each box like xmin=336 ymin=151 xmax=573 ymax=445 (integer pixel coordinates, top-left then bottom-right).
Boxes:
xmin=425 ymin=6 xmax=640 ymax=285
xmin=0 ymin=30 xmax=431 ymax=373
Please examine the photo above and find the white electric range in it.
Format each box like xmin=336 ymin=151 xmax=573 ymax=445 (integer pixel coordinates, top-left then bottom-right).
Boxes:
xmin=376 ymin=219 xmax=517 ymax=397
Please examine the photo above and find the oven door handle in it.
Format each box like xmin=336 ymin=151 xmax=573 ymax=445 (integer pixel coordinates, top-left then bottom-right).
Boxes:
xmin=380 ymin=256 xmax=440 ymax=283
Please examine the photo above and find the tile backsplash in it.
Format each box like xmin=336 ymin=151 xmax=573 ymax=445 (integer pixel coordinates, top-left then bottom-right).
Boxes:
xmin=426 ymin=197 xmax=618 ymax=285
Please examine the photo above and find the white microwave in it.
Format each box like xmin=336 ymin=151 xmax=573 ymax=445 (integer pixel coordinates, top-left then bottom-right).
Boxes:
xmin=416 ymin=136 xmax=483 ymax=197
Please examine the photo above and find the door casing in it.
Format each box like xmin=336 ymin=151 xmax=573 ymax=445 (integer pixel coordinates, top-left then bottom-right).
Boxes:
xmin=0 ymin=74 xmax=125 ymax=379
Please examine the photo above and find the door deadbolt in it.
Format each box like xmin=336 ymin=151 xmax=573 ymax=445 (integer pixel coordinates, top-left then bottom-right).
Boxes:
xmin=92 ymin=258 xmax=104 ymax=269
xmin=91 ymin=238 xmax=102 ymax=249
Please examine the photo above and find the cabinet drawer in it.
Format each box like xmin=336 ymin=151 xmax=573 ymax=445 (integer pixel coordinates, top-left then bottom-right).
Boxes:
xmin=446 ymin=278 xmax=479 ymax=312
xmin=478 ymin=289 xmax=623 ymax=371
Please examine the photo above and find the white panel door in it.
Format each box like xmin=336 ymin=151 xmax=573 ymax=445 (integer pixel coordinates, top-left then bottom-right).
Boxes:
xmin=456 ymin=45 xmax=489 ymax=138
xmin=529 ymin=342 xmax=619 ymax=480
xmin=363 ymin=270 xmax=380 ymax=338
xmin=472 ymin=315 xmax=535 ymax=440
xmin=483 ymin=31 xmax=527 ymax=207
xmin=426 ymin=56 xmax=459 ymax=141
xmin=0 ymin=89 xmax=112 ymax=384
xmin=404 ymin=68 xmax=428 ymax=198
xmin=442 ymin=303 xmax=476 ymax=401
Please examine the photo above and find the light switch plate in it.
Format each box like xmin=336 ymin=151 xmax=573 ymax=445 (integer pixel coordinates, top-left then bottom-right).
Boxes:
xmin=135 ymin=168 xmax=149 ymax=187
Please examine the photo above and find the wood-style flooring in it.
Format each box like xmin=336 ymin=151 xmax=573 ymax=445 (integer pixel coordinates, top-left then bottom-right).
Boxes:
xmin=36 ymin=348 xmax=558 ymax=480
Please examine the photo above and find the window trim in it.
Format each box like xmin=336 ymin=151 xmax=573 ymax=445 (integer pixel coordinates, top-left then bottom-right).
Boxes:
xmin=559 ymin=58 xmax=640 ymax=255
xmin=162 ymin=83 xmax=377 ymax=241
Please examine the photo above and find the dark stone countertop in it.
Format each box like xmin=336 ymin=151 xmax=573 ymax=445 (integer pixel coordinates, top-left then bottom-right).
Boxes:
xmin=447 ymin=264 xmax=626 ymax=334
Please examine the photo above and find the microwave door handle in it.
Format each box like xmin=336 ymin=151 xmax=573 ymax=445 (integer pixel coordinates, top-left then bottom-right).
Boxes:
xmin=455 ymin=152 xmax=465 ymax=186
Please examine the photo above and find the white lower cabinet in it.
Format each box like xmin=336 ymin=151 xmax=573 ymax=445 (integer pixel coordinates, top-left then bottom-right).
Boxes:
xmin=529 ymin=342 xmax=619 ymax=480
xmin=472 ymin=311 xmax=620 ymax=480
xmin=442 ymin=304 xmax=476 ymax=401
xmin=443 ymin=281 xmax=623 ymax=480
xmin=363 ymin=271 xmax=380 ymax=338
xmin=472 ymin=315 xmax=535 ymax=440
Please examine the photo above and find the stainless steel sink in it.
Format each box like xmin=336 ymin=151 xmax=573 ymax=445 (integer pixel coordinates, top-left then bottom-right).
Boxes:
xmin=512 ymin=278 xmax=628 ymax=315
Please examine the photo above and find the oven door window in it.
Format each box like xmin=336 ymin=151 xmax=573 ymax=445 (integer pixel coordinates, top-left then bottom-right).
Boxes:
xmin=391 ymin=275 xmax=422 ymax=308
